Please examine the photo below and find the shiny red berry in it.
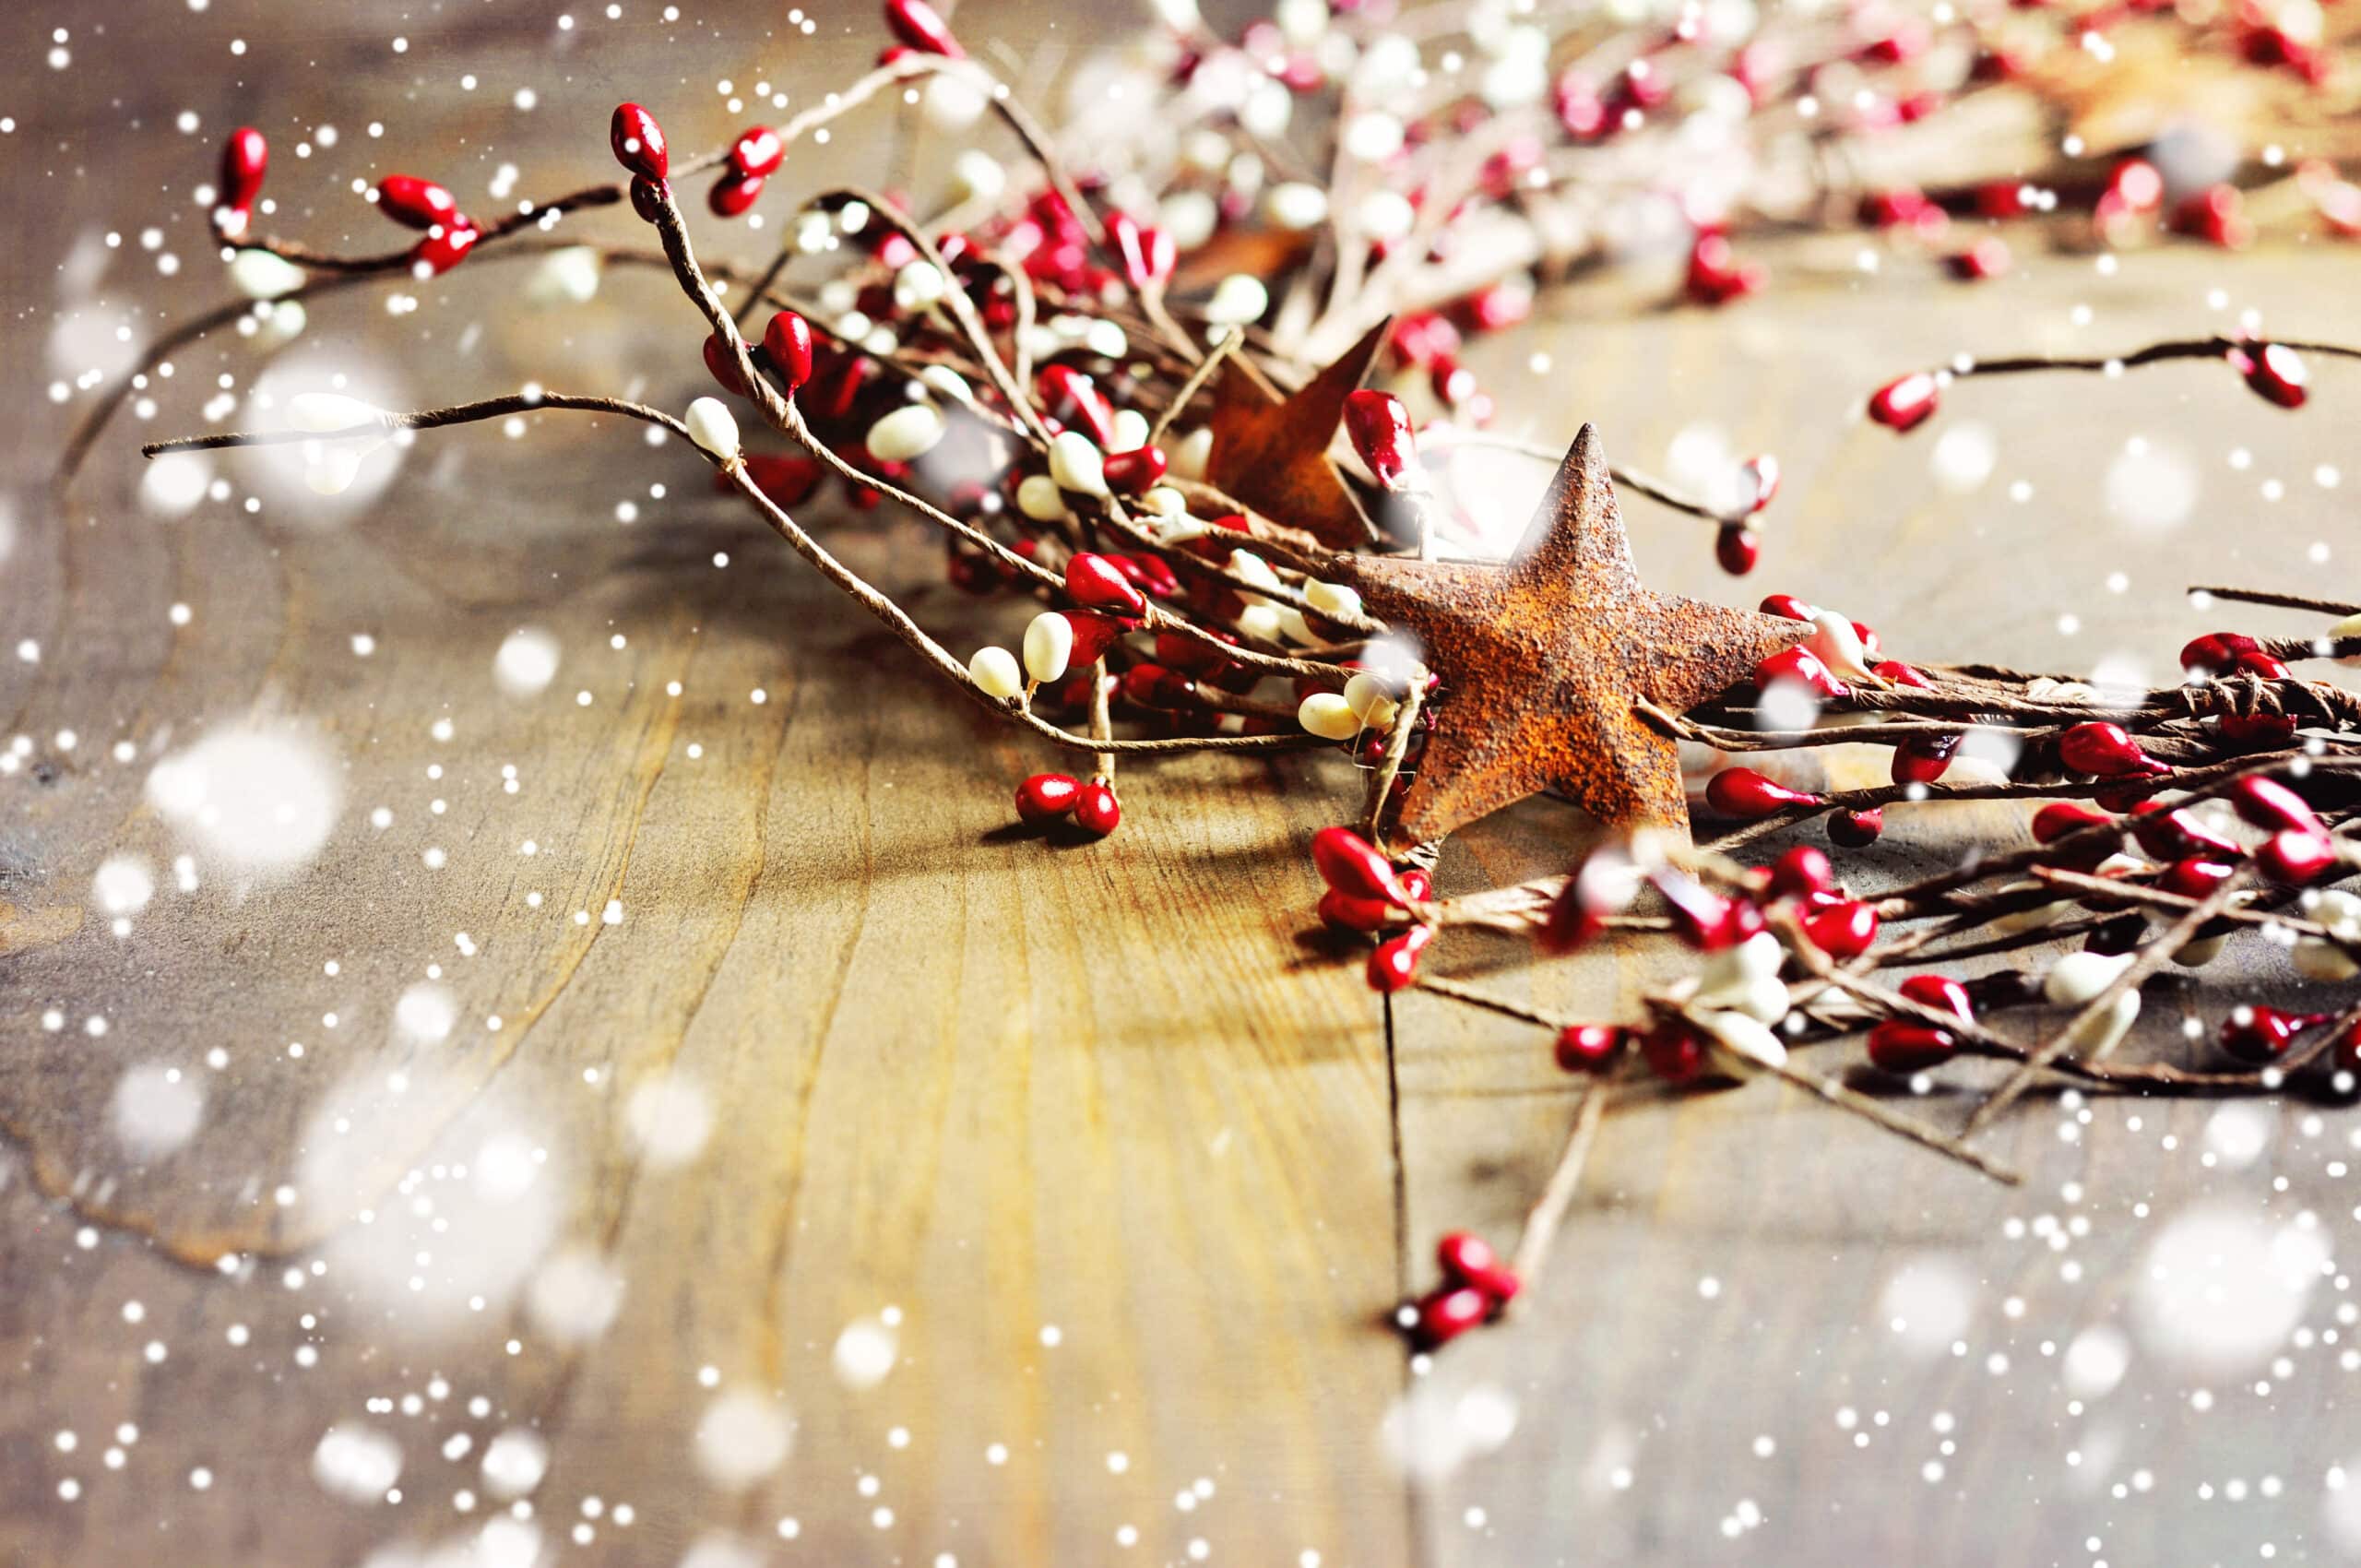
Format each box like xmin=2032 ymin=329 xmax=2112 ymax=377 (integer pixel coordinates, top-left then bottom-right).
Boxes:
xmin=1714 ymin=525 xmax=1761 ymax=576
xmin=730 ymin=125 xmax=785 ymax=179
xmin=1706 ymin=767 xmax=1821 ymax=819
xmin=1766 ymin=845 xmax=1837 ymax=901
xmin=2257 ymin=828 xmax=2337 ymax=884
xmin=409 ymin=221 xmax=480 ymax=277
xmin=762 ymin=312 xmax=816 ymax=392
xmin=611 ymin=102 xmax=670 ymax=180
xmin=1804 ymin=899 xmax=1880 ymax=959
xmin=1367 ymin=924 xmax=1435 ymax=993
xmin=2058 ymin=722 xmax=2162 ymax=778
xmin=375 ymin=174 xmax=458 ymax=230
xmin=1065 ymin=552 xmax=1147 ymax=617
xmin=1411 ymin=1285 xmax=1491 ymax=1348
xmin=2232 ymin=342 xmax=2307 ymax=410
xmin=1311 ymin=826 xmax=1415 ymax=907
xmin=1555 ymin=1023 xmax=1627 ymax=1074
xmin=1867 ymin=1022 xmax=1956 ymax=1074
xmin=219 ymin=126 xmax=269 ymax=213
xmin=1345 ymin=389 xmax=1418 ymax=490
xmin=1868 ymin=372 xmax=1940 ymax=433
xmin=1436 ymin=1231 xmax=1522 ymax=1303
xmin=884 ymin=0 xmax=967 ymax=57
xmin=1828 ymin=808 xmax=1884 ymax=848
xmin=708 ymin=172 xmax=765 ymax=219
xmin=1014 ymin=772 xmax=1082 ymax=822
xmin=1073 ymin=779 xmax=1121 ymax=837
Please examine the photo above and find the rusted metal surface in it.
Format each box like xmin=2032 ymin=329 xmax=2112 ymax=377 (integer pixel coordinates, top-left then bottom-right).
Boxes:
xmin=1331 ymin=424 xmax=1808 ymax=846
xmin=1202 ymin=316 xmax=1393 ymax=549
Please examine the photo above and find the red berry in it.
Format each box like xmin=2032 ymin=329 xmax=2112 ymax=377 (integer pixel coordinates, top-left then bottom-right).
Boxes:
xmin=1759 ymin=593 xmax=1814 ymax=622
xmin=1891 ymin=732 xmax=1961 ymax=786
xmin=1947 ymin=236 xmax=2012 ymax=280
xmin=1867 ymin=1022 xmax=1956 ymax=1074
xmin=1654 ymin=871 xmax=1764 ymax=952
xmin=1109 ymin=211 xmax=1175 ymax=291
xmin=730 ymin=125 xmax=785 ymax=180
xmin=1436 ymin=1231 xmax=1522 ymax=1303
xmin=1641 ymin=1020 xmax=1711 ymax=1085
xmin=1829 ymin=808 xmax=1884 ymax=848
xmin=1685 ymin=232 xmax=1764 ymax=305
xmin=1014 ymin=772 xmax=1082 ymax=822
xmin=2157 ymin=857 xmax=2237 ymax=899
xmin=1706 ymin=766 xmax=1821 ymax=819
xmin=611 ymin=102 xmax=670 ymax=180
xmin=2232 ymin=342 xmax=2308 ymax=410
xmin=1311 ymin=826 xmax=1415 ymax=907
xmin=1065 ymin=552 xmax=1147 ymax=617
xmin=2179 ymin=632 xmax=2260 ymax=674
xmin=2229 ymin=777 xmax=2321 ymax=836
xmin=1367 ymin=924 xmax=1435 ymax=993
xmin=1344 ymin=389 xmax=1418 ymax=490
xmin=1875 ymin=659 xmax=1933 ymax=689
xmin=743 ymin=454 xmax=822 ymax=507
xmin=2129 ymin=802 xmax=2243 ymax=861
xmin=1753 ymin=646 xmax=1848 ymax=699
xmin=702 ymin=334 xmax=752 ymax=397
xmin=1073 ymin=779 xmax=1121 ymax=837
xmin=1320 ymin=888 xmax=1406 ymax=932
xmin=884 ymin=0 xmax=967 ymax=57
xmin=375 ymin=174 xmax=458 ymax=230
xmin=1739 ymin=456 xmax=1781 ymax=514
xmin=1411 ymin=1285 xmax=1491 ymax=1348
xmin=1102 ymin=446 xmax=1169 ymax=495
xmin=2058 ymin=721 xmax=2162 ymax=778
xmin=1898 ymin=972 xmax=1975 ymax=1025
xmin=2220 ymin=1004 xmax=2328 ymax=1064
xmin=763 ymin=312 xmax=817 ymax=392
xmin=708 ymin=172 xmax=765 ymax=219
xmin=1555 ymin=1023 xmax=1627 ymax=1073
xmin=1714 ymin=525 xmax=1761 ymax=576
xmin=2258 ymin=828 xmax=2338 ymax=884
xmin=1767 ymin=845 xmax=1837 ymax=901
xmin=219 ymin=126 xmax=269 ymax=214
xmin=1803 ymin=899 xmax=1880 ymax=959
xmin=1038 ymin=365 xmax=1118 ymax=448
xmin=1868 ymin=372 xmax=1940 ymax=432
xmin=409 ymin=221 xmax=480 ymax=277
xmin=1063 ymin=612 xmax=1128 ymax=670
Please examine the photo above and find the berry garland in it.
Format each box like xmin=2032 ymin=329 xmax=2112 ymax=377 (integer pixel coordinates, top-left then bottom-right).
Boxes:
xmin=70 ymin=0 xmax=2361 ymax=1353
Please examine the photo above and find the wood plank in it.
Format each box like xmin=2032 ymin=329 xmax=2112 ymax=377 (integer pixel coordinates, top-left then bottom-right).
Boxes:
xmin=1395 ymin=244 xmax=2361 ymax=1565
xmin=0 ymin=18 xmax=1408 ymax=1564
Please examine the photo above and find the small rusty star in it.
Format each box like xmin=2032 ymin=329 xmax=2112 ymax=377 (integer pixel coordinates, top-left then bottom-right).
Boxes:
xmin=1203 ymin=317 xmax=1392 ymax=550
xmin=1327 ymin=424 xmax=1807 ymax=846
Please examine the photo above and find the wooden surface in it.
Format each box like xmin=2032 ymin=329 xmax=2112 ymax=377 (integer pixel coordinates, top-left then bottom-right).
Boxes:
xmin=6 ymin=6 xmax=2361 ymax=1565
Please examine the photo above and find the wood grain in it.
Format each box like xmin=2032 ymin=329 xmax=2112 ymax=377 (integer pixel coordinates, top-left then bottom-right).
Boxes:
xmin=4 ymin=5 xmax=2360 ymax=1566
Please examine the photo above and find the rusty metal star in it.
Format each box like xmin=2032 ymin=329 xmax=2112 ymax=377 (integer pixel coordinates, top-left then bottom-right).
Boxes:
xmin=1327 ymin=424 xmax=1807 ymax=847
xmin=1203 ymin=317 xmax=1393 ymax=550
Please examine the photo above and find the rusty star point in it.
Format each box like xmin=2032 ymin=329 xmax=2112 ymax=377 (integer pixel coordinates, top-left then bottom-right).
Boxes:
xmin=1203 ymin=316 xmax=1393 ymax=550
xmin=1328 ymin=424 xmax=1807 ymax=847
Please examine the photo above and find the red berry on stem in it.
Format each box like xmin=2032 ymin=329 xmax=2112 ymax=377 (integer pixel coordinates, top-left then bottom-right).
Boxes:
xmin=884 ymin=0 xmax=967 ymax=57
xmin=1714 ymin=525 xmax=1761 ymax=576
xmin=1065 ymin=552 xmax=1147 ymax=617
xmin=1412 ymin=1285 xmax=1491 ymax=1348
xmin=1073 ymin=779 xmax=1121 ymax=837
xmin=763 ymin=312 xmax=817 ymax=392
xmin=1014 ymin=773 xmax=1082 ymax=822
xmin=1874 ymin=659 xmax=1933 ymax=689
xmin=1319 ymin=888 xmax=1406 ymax=932
xmin=1868 ymin=1022 xmax=1957 ymax=1074
xmin=703 ymin=334 xmax=751 ymax=397
xmin=1739 ymin=456 xmax=1781 ymax=514
xmin=1829 ymin=808 xmax=1884 ymax=848
xmin=2179 ymin=632 xmax=2260 ymax=674
xmin=1038 ymin=365 xmax=1118 ymax=448
xmin=1109 ymin=211 xmax=1175 ymax=291
xmin=1804 ymin=899 xmax=1879 ymax=959
xmin=1435 ymin=1232 xmax=1521 ymax=1302
xmin=1753 ymin=646 xmax=1848 ymax=699
xmin=730 ymin=125 xmax=785 ymax=179
xmin=629 ymin=176 xmax=670 ymax=223
xmin=375 ymin=174 xmax=458 ymax=230
xmin=1767 ymin=845 xmax=1836 ymax=901
xmin=1891 ymin=731 xmax=1961 ymax=786
xmin=2258 ymin=828 xmax=2338 ymax=884
xmin=2129 ymin=802 xmax=2243 ymax=861
xmin=1367 ymin=924 xmax=1435 ymax=993
xmin=2220 ymin=1004 xmax=2330 ymax=1064
xmin=1102 ymin=446 xmax=1169 ymax=495
xmin=1706 ymin=767 xmax=1821 ymax=819
xmin=2231 ymin=342 xmax=2308 ymax=410
xmin=1899 ymin=973 xmax=1975 ymax=1024
xmin=611 ymin=102 xmax=670 ymax=181
xmin=1555 ymin=1023 xmax=1627 ymax=1074
xmin=1311 ymin=826 xmax=1416 ymax=907
xmin=2058 ymin=721 xmax=2163 ymax=778
xmin=1760 ymin=593 xmax=1814 ymax=622
xmin=219 ymin=126 xmax=269 ymax=213
xmin=1868 ymin=372 xmax=1940 ymax=433
xmin=1344 ymin=389 xmax=1418 ymax=491
xmin=1642 ymin=1020 xmax=1711 ymax=1085
xmin=409 ymin=221 xmax=480 ymax=277
xmin=2230 ymin=777 xmax=2321 ymax=836
xmin=708 ymin=172 xmax=765 ymax=219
